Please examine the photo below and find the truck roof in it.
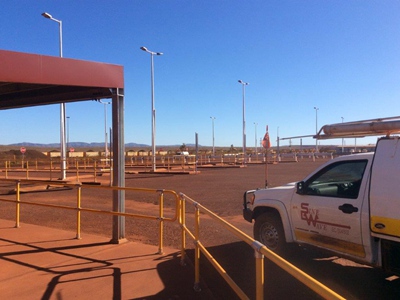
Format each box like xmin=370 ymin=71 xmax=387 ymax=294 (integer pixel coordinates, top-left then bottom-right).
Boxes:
xmin=335 ymin=152 xmax=374 ymax=161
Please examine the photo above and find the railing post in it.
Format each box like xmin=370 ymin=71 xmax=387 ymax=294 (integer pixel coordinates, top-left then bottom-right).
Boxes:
xmin=252 ymin=240 xmax=265 ymax=300
xmin=158 ymin=189 xmax=164 ymax=254
xmin=255 ymin=250 xmax=264 ymax=300
xmin=5 ymin=161 xmax=8 ymax=179
xmin=76 ymin=184 xmax=82 ymax=239
xmin=179 ymin=193 xmax=186 ymax=265
xmin=26 ymin=161 xmax=29 ymax=179
xmin=94 ymin=160 xmax=97 ymax=182
xmin=15 ymin=180 xmax=21 ymax=228
xmin=76 ymin=160 xmax=80 ymax=182
xmin=194 ymin=202 xmax=201 ymax=292
xmin=50 ymin=159 xmax=53 ymax=181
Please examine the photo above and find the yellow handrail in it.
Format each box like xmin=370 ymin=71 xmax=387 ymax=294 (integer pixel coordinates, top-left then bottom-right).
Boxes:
xmin=0 ymin=179 xmax=179 ymax=255
xmin=179 ymin=193 xmax=345 ymax=300
xmin=0 ymin=178 xmax=345 ymax=300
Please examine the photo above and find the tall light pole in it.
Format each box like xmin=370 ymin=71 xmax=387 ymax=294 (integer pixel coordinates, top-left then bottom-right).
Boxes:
xmin=254 ymin=122 xmax=258 ymax=160
xmin=277 ymin=126 xmax=280 ymax=157
xmin=238 ymin=80 xmax=249 ymax=164
xmin=210 ymin=117 xmax=216 ymax=156
xmin=341 ymin=117 xmax=344 ymax=153
xmin=42 ymin=12 xmax=67 ymax=180
xmin=99 ymin=100 xmax=111 ymax=165
xmin=140 ymin=46 xmax=163 ymax=172
xmin=314 ymin=106 xmax=319 ymax=153
xmin=66 ymin=116 xmax=70 ymax=150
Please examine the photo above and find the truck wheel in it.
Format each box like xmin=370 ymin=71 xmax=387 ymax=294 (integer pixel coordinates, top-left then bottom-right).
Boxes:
xmin=254 ymin=212 xmax=285 ymax=253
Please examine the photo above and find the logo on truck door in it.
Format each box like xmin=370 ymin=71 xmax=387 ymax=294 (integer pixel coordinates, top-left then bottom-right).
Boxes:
xmin=300 ymin=203 xmax=351 ymax=234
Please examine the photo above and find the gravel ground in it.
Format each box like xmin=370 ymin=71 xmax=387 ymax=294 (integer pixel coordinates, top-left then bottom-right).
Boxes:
xmin=0 ymin=159 xmax=330 ymax=248
xmin=3 ymin=158 xmax=400 ymax=300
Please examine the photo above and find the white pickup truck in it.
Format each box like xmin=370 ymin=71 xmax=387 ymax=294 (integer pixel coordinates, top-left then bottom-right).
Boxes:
xmin=243 ymin=118 xmax=400 ymax=275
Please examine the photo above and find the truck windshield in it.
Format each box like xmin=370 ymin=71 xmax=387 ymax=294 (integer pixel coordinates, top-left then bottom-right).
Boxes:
xmin=305 ymin=160 xmax=368 ymax=199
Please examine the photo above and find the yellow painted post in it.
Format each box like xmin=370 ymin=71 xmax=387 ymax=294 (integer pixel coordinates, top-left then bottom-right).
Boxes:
xmin=255 ymin=250 xmax=265 ymax=300
xmin=50 ymin=159 xmax=53 ymax=181
xmin=76 ymin=184 xmax=82 ymax=239
xmin=15 ymin=181 xmax=20 ymax=228
xmin=94 ymin=160 xmax=97 ymax=182
xmin=26 ymin=161 xmax=29 ymax=179
xmin=5 ymin=161 xmax=8 ymax=179
xmin=76 ymin=160 xmax=80 ymax=182
xmin=194 ymin=203 xmax=201 ymax=291
xmin=158 ymin=190 xmax=164 ymax=254
xmin=179 ymin=193 xmax=187 ymax=265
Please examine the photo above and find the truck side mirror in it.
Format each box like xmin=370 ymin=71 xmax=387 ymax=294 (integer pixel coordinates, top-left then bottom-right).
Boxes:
xmin=296 ymin=181 xmax=305 ymax=194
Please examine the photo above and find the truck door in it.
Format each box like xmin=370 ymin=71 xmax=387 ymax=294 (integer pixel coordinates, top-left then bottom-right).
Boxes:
xmin=370 ymin=137 xmax=400 ymax=239
xmin=291 ymin=159 xmax=369 ymax=258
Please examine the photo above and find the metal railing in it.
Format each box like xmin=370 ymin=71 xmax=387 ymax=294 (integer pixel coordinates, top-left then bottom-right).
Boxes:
xmin=179 ymin=193 xmax=345 ymax=300
xmin=0 ymin=179 xmax=179 ymax=254
xmin=0 ymin=179 xmax=344 ymax=299
xmin=1 ymin=158 xmax=110 ymax=181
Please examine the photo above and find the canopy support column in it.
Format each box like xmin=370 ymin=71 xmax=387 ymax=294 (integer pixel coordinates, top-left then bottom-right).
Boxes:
xmin=111 ymin=88 xmax=126 ymax=243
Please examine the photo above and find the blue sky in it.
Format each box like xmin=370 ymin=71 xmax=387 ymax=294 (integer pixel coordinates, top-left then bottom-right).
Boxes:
xmin=1 ymin=1 xmax=399 ymax=148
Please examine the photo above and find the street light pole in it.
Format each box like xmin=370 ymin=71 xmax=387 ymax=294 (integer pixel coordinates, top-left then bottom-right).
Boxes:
xmin=238 ymin=80 xmax=249 ymax=164
xmin=210 ymin=117 xmax=216 ymax=156
xmin=277 ymin=126 xmax=280 ymax=157
xmin=66 ymin=116 xmax=70 ymax=150
xmin=140 ymin=46 xmax=163 ymax=172
xmin=42 ymin=12 xmax=67 ymax=180
xmin=254 ymin=122 xmax=258 ymax=161
xmin=341 ymin=117 xmax=344 ymax=153
xmin=98 ymin=100 xmax=110 ymax=165
xmin=314 ymin=106 xmax=319 ymax=153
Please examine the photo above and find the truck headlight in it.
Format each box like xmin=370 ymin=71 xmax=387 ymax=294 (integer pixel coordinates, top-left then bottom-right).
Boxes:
xmin=246 ymin=191 xmax=255 ymax=206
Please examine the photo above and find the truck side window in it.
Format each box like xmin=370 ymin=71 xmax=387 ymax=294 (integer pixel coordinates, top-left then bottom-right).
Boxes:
xmin=305 ymin=160 xmax=368 ymax=199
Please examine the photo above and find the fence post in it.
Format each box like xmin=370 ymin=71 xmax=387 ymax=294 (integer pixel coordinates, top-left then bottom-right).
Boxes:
xmin=76 ymin=184 xmax=82 ymax=239
xmin=251 ymin=240 xmax=265 ymax=300
xmin=50 ymin=159 xmax=53 ymax=181
xmin=179 ymin=193 xmax=187 ymax=265
xmin=5 ymin=161 xmax=8 ymax=179
xmin=255 ymin=250 xmax=265 ymax=300
xmin=15 ymin=180 xmax=21 ymax=228
xmin=26 ymin=161 xmax=29 ymax=179
xmin=76 ymin=160 xmax=80 ymax=182
xmin=194 ymin=202 xmax=201 ymax=292
xmin=158 ymin=190 xmax=164 ymax=254
xmin=94 ymin=160 xmax=97 ymax=182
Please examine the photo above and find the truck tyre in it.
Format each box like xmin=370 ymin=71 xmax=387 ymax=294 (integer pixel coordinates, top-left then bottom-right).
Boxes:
xmin=254 ymin=212 xmax=286 ymax=253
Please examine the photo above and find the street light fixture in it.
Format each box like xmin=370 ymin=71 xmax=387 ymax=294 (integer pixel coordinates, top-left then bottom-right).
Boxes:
xmin=238 ymin=80 xmax=249 ymax=164
xmin=140 ymin=46 xmax=163 ymax=172
xmin=314 ymin=106 xmax=319 ymax=153
xmin=42 ymin=12 xmax=67 ymax=180
xmin=210 ymin=117 xmax=216 ymax=156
